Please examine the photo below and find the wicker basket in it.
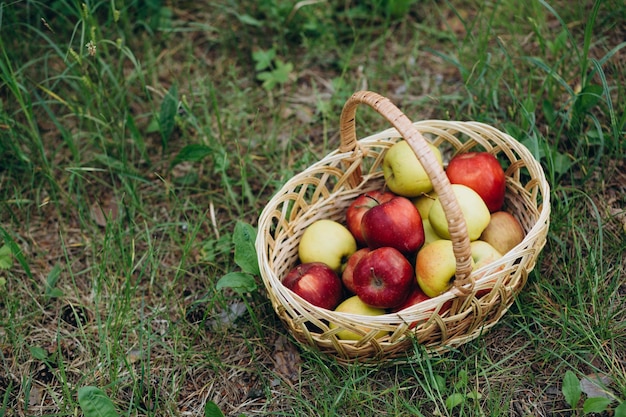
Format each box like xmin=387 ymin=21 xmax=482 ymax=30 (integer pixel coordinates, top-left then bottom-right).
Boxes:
xmin=256 ymin=91 xmax=550 ymax=363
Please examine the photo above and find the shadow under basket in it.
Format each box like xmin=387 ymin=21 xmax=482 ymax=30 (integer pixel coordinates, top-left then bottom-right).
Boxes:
xmin=256 ymin=91 xmax=551 ymax=364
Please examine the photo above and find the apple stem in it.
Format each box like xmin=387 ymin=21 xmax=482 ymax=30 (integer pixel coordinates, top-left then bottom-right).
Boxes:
xmin=369 ymin=267 xmax=383 ymax=287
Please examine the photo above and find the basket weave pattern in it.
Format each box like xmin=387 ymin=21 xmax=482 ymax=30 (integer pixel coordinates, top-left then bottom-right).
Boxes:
xmin=256 ymin=91 xmax=550 ymax=363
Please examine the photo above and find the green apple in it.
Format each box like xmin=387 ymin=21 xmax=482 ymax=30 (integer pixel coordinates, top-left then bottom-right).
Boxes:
xmin=330 ymin=295 xmax=388 ymax=340
xmin=429 ymin=184 xmax=491 ymax=241
xmin=416 ymin=239 xmax=476 ymax=297
xmin=413 ymin=192 xmax=438 ymax=219
xmin=470 ymin=240 xmax=503 ymax=271
xmin=382 ymin=140 xmax=443 ymax=197
xmin=422 ymin=219 xmax=441 ymax=246
xmin=479 ymin=211 xmax=525 ymax=254
xmin=298 ymin=220 xmax=357 ymax=272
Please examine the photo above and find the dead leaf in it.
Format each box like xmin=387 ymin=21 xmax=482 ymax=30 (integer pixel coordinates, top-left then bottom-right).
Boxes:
xmin=272 ymin=335 xmax=301 ymax=387
xmin=580 ymin=373 xmax=614 ymax=400
xmin=90 ymin=197 xmax=120 ymax=227
xmin=28 ymin=384 xmax=44 ymax=408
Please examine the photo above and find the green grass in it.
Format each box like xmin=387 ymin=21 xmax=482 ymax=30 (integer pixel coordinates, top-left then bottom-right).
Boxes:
xmin=1 ymin=0 xmax=625 ymax=416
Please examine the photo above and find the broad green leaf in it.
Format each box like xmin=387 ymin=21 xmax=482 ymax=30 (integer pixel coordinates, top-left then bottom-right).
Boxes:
xmin=29 ymin=346 xmax=48 ymax=360
xmin=216 ymin=272 xmax=257 ymax=294
xmin=562 ymin=370 xmax=581 ymax=407
xmin=170 ymin=144 xmax=213 ymax=168
xmin=0 ymin=244 xmax=12 ymax=269
xmin=445 ymin=393 xmax=465 ymax=410
xmin=542 ymin=99 xmax=557 ymax=125
xmin=433 ymin=374 xmax=446 ymax=392
xmin=77 ymin=386 xmax=119 ymax=417
xmin=45 ymin=263 xmax=62 ymax=298
xmin=454 ymin=369 xmax=469 ymax=389
xmin=204 ymin=400 xmax=225 ymax=417
xmin=237 ymin=14 xmax=263 ymax=27
xmin=466 ymin=390 xmax=482 ymax=400
xmin=159 ymin=83 xmax=178 ymax=150
xmin=582 ymin=397 xmax=612 ymax=414
xmin=572 ymin=84 xmax=603 ymax=127
xmin=233 ymin=221 xmax=259 ymax=276
xmin=252 ymin=49 xmax=276 ymax=71
xmin=552 ymin=151 xmax=574 ymax=175
xmin=0 ymin=227 xmax=31 ymax=279
xmin=614 ymin=400 xmax=626 ymax=417
xmin=271 ymin=60 xmax=293 ymax=84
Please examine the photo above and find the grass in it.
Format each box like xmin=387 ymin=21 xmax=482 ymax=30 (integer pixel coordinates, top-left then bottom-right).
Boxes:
xmin=0 ymin=0 xmax=625 ymax=416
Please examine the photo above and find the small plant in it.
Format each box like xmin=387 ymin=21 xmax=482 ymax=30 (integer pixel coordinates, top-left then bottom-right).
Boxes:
xmin=77 ymin=386 xmax=120 ymax=417
xmin=205 ymin=400 xmax=245 ymax=417
xmin=562 ymin=370 xmax=626 ymax=416
xmin=216 ymin=221 xmax=259 ymax=295
xmin=252 ymin=48 xmax=294 ymax=92
xmin=435 ymin=370 xmax=482 ymax=413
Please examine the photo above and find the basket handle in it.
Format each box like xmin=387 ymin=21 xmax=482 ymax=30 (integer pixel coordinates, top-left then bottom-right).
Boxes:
xmin=339 ymin=91 xmax=474 ymax=289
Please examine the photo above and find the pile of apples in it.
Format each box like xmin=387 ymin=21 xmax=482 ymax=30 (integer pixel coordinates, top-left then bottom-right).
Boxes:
xmin=282 ymin=140 xmax=526 ymax=340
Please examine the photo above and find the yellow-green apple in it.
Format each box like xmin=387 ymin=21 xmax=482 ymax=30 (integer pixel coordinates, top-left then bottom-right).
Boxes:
xmin=341 ymin=248 xmax=371 ymax=294
xmin=330 ymin=295 xmax=387 ymax=340
xmin=361 ymin=195 xmax=425 ymax=256
xmin=415 ymin=239 xmax=476 ymax=297
xmin=282 ymin=262 xmax=344 ymax=310
xmin=345 ymin=190 xmax=396 ymax=246
xmin=429 ymin=184 xmax=491 ymax=241
xmin=298 ymin=219 xmax=357 ymax=272
xmin=446 ymin=152 xmax=506 ymax=212
xmin=416 ymin=239 xmax=503 ymax=298
xmin=422 ymin=219 xmax=441 ymax=246
xmin=413 ymin=192 xmax=438 ymax=219
xmin=470 ymin=240 xmax=503 ymax=270
xmin=479 ymin=211 xmax=525 ymax=254
xmin=352 ymin=247 xmax=414 ymax=308
xmin=382 ymin=140 xmax=443 ymax=197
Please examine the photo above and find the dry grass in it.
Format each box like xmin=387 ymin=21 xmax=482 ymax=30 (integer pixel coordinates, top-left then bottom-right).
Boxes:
xmin=1 ymin=1 xmax=625 ymax=416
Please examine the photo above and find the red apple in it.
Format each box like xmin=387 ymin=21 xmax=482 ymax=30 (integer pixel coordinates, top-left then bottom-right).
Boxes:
xmin=391 ymin=285 xmax=452 ymax=328
xmin=352 ymin=247 xmax=414 ymax=309
xmin=446 ymin=152 xmax=506 ymax=212
xmin=391 ymin=285 xmax=431 ymax=312
xmin=341 ymin=248 xmax=371 ymax=294
xmin=282 ymin=262 xmax=343 ymax=310
xmin=361 ymin=196 xmax=425 ymax=256
xmin=345 ymin=190 xmax=395 ymax=246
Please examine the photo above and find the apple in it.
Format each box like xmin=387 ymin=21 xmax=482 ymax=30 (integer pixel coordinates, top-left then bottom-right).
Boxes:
xmin=391 ymin=285 xmax=431 ymax=312
xmin=345 ymin=190 xmax=396 ymax=246
xmin=422 ymin=219 xmax=441 ymax=246
xmin=382 ymin=140 xmax=443 ymax=197
xmin=391 ymin=285 xmax=453 ymax=328
xmin=282 ymin=262 xmax=344 ymax=310
xmin=470 ymin=240 xmax=504 ymax=277
xmin=413 ymin=192 xmax=438 ymax=219
xmin=330 ymin=295 xmax=388 ymax=340
xmin=298 ymin=219 xmax=357 ymax=272
xmin=479 ymin=211 xmax=525 ymax=254
xmin=341 ymin=248 xmax=371 ymax=294
xmin=428 ymin=184 xmax=491 ymax=241
xmin=446 ymin=152 xmax=506 ymax=212
xmin=416 ymin=240 xmax=472 ymax=297
xmin=361 ymin=195 xmax=425 ymax=256
xmin=416 ymin=239 xmax=504 ymax=298
xmin=352 ymin=247 xmax=414 ymax=309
